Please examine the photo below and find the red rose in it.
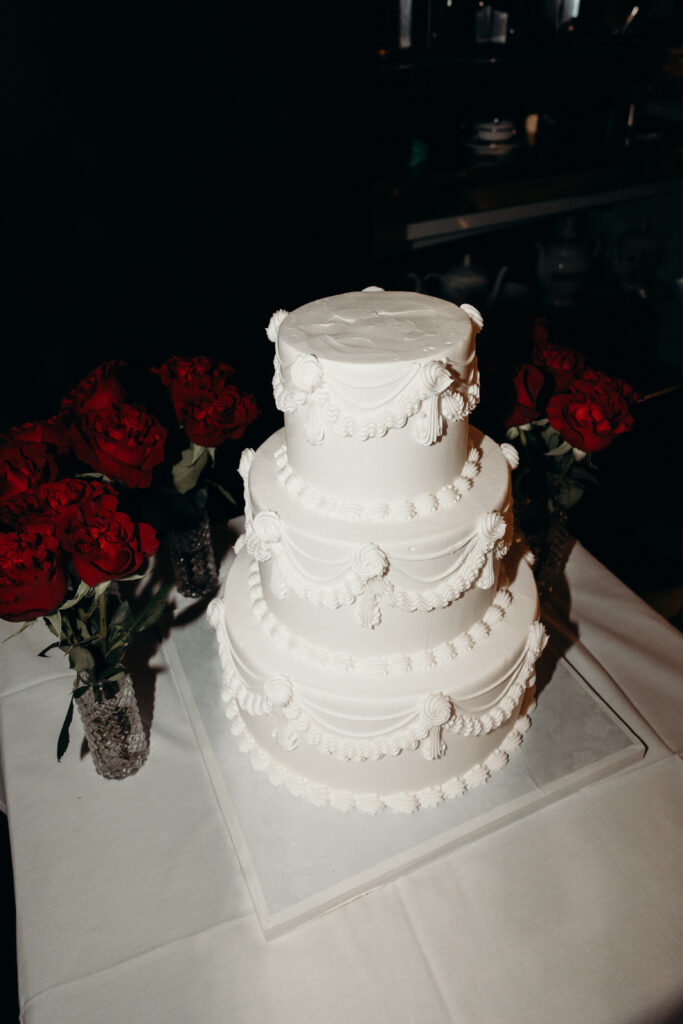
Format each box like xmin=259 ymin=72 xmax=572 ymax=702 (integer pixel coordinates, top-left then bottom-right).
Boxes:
xmin=6 ymin=415 xmax=70 ymax=454
xmin=61 ymin=360 xmax=127 ymax=415
xmin=0 ymin=528 xmax=68 ymax=622
xmin=581 ymin=367 xmax=639 ymax=403
xmin=155 ymin=356 xmax=259 ymax=446
xmin=174 ymin=383 xmax=259 ymax=446
xmin=533 ymin=339 xmax=586 ymax=392
xmin=504 ymin=363 xmax=548 ymax=428
xmin=0 ymin=478 xmax=116 ymax=529
xmin=547 ymin=369 xmax=637 ymax=453
xmin=70 ymin=403 xmax=166 ymax=488
xmin=156 ymin=355 xmax=235 ymax=391
xmin=0 ymin=441 xmax=57 ymax=504
xmin=60 ymin=492 xmax=158 ymax=586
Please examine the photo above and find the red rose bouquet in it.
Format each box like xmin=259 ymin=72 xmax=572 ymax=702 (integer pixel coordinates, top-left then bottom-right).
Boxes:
xmin=0 ymin=437 xmax=58 ymax=503
xmin=69 ymin=403 xmax=166 ymax=488
xmin=60 ymin=361 xmax=167 ymax=490
xmin=497 ymin=324 xmax=639 ymax=549
xmin=153 ymin=355 xmax=258 ymax=498
xmin=151 ymin=355 xmax=259 ymax=596
xmin=545 ymin=368 xmax=636 ymax=454
xmin=156 ymin=355 xmax=259 ymax=449
xmin=0 ymin=367 xmax=171 ymax=766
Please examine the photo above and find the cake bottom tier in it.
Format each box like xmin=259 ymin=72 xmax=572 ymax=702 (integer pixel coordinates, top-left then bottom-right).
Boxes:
xmin=209 ymin=546 xmax=546 ymax=815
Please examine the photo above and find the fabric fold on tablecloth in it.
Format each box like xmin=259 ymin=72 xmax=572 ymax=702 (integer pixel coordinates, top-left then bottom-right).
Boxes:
xmin=558 ymin=542 xmax=683 ymax=754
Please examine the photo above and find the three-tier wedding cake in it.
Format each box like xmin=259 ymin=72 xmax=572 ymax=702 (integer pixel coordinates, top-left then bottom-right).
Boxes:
xmin=208 ymin=287 xmax=547 ymax=814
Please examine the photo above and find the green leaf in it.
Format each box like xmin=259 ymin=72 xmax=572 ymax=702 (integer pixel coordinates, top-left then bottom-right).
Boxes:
xmin=69 ymin=645 xmax=96 ymax=674
xmin=110 ymin=600 xmax=133 ymax=630
xmin=83 ymin=587 xmax=105 ymax=621
xmin=172 ymin=445 xmax=209 ymax=495
xmin=44 ymin=611 xmax=62 ymax=638
xmin=555 ymin=477 xmax=586 ymax=511
xmin=76 ymin=618 xmax=92 ymax=641
xmin=538 ymin=423 xmax=560 ymax=447
xmin=128 ymin=583 xmax=171 ymax=635
xmin=545 ymin=441 xmax=572 ymax=458
xmin=59 ymin=580 xmax=92 ymax=611
xmin=101 ymin=667 xmax=127 ymax=685
xmin=57 ymin=697 xmax=75 ymax=761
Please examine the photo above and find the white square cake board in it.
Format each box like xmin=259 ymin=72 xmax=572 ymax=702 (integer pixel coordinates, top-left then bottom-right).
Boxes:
xmin=165 ymin=612 xmax=646 ymax=940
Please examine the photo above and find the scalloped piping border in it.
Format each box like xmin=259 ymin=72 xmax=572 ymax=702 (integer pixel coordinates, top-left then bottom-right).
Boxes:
xmin=238 ymin=446 xmax=512 ymax=619
xmin=222 ymin=695 xmax=535 ymax=815
xmin=246 ymin=558 xmax=513 ymax=676
xmin=273 ymin=441 xmax=482 ymax=521
xmin=208 ymin=593 xmax=547 ymax=763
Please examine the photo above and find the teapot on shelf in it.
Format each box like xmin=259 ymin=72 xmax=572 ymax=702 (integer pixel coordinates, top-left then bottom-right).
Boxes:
xmin=403 ymin=254 xmax=509 ymax=309
xmin=612 ymin=221 xmax=663 ymax=297
xmin=534 ymin=215 xmax=601 ymax=307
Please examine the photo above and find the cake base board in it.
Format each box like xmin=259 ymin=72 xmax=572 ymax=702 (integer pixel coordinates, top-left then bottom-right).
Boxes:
xmin=166 ymin=618 xmax=645 ymax=941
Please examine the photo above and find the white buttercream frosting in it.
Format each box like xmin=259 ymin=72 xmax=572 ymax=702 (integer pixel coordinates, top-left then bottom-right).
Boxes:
xmin=274 ymin=291 xmax=479 ymax=502
xmin=219 ymin=687 xmax=536 ymax=815
xmin=213 ymin=553 xmax=545 ymax=770
xmin=273 ymin=440 xmax=482 ymax=521
xmin=209 ymin=288 xmax=546 ymax=813
xmin=245 ymin=558 xmax=513 ymax=676
xmin=278 ymin=290 xmax=476 ymax=364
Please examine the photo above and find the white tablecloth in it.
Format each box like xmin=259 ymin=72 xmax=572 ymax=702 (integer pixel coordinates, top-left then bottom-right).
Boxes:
xmin=1 ymin=541 xmax=682 ymax=1024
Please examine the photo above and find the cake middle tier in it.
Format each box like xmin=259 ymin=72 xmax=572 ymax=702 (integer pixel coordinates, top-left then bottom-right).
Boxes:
xmin=238 ymin=427 xmax=513 ymax=658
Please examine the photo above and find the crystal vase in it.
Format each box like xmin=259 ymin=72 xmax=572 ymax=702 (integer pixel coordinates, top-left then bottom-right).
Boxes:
xmin=74 ymin=672 xmax=149 ymax=780
xmin=167 ymin=508 xmax=219 ymax=598
xmin=529 ymin=511 xmax=573 ymax=601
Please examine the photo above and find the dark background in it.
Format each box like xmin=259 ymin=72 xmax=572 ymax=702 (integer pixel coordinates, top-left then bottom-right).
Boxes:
xmin=2 ymin=2 xmax=373 ymax=436
xmin=3 ymin=3 xmax=682 ymax=433
xmin=2 ymin=6 xmax=683 ymax=1019
xmin=4 ymin=0 xmax=681 ymax=590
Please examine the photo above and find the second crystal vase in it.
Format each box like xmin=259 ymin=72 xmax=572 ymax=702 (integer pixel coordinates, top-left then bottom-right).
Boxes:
xmin=528 ymin=511 xmax=573 ymax=601
xmin=167 ymin=507 xmax=219 ymax=598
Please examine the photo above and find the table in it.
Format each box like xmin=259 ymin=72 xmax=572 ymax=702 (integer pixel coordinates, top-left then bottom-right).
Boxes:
xmin=1 ymin=541 xmax=682 ymax=1024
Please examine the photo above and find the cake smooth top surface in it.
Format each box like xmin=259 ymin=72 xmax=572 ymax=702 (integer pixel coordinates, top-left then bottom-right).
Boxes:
xmin=278 ymin=289 xmax=475 ymax=366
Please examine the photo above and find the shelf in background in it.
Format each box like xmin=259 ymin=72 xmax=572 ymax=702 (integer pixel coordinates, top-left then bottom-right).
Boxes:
xmin=373 ymin=146 xmax=683 ymax=255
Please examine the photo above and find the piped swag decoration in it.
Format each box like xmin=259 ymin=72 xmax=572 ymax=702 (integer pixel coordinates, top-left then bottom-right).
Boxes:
xmin=269 ymin=294 xmax=482 ymax=450
xmin=352 ymin=543 xmax=391 ymax=628
xmin=264 ymin=675 xmax=297 ymax=751
xmin=413 ymin=362 xmax=456 ymax=445
xmin=419 ymin=693 xmax=453 ymax=760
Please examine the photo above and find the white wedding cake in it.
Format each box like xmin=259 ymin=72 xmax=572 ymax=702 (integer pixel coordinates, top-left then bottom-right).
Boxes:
xmin=208 ymin=288 xmax=547 ymax=814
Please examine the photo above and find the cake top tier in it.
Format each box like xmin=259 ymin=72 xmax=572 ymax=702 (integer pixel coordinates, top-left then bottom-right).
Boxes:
xmin=268 ymin=288 xmax=482 ymax=501
xmin=276 ymin=288 xmax=478 ymax=367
